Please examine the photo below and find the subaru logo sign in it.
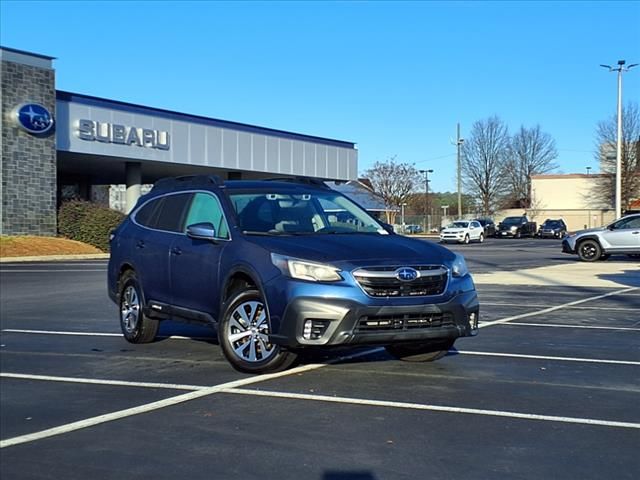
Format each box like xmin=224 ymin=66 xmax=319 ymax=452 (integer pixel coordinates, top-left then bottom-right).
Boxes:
xmin=395 ymin=267 xmax=419 ymax=282
xmin=13 ymin=103 xmax=55 ymax=136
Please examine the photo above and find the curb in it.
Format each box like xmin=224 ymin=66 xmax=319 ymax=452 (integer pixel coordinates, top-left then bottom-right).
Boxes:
xmin=0 ymin=254 xmax=110 ymax=263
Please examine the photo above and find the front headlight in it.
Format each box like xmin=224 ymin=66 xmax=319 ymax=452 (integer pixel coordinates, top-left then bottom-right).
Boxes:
xmin=271 ymin=253 xmax=342 ymax=282
xmin=510 ymin=226 xmax=518 ymax=231
xmin=451 ymin=253 xmax=469 ymax=278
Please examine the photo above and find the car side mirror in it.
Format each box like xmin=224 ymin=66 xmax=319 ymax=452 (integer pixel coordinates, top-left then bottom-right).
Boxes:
xmin=186 ymin=222 xmax=217 ymax=241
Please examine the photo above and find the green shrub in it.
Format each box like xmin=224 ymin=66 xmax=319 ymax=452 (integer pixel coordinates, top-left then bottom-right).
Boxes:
xmin=58 ymin=200 xmax=125 ymax=252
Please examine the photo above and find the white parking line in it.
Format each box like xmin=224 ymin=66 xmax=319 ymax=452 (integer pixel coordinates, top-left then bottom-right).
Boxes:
xmin=224 ymin=388 xmax=640 ymax=430
xmin=0 ymin=373 xmax=206 ymax=391
xmin=1 ymin=329 xmax=213 ymax=340
xmin=481 ymin=303 xmax=639 ymax=312
xmin=498 ymin=323 xmax=640 ymax=331
xmin=0 ymin=348 xmax=383 ymax=449
xmin=479 ymin=287 xmax=639 ymax=328
xmin=455 ymin=350 xmax=640 ymax=366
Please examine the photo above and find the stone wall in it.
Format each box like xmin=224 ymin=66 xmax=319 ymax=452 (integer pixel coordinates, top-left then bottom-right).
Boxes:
xmin=1 ymin=56 xmax=57 ymax=236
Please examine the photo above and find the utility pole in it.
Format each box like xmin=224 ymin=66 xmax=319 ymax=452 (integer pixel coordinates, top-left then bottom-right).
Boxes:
xmin=419 ymin=169 xmax=433 ymax=232
xmin=600 ymin=60 xmax=637 ymax=218
xmin=455 ymin=124 xmax=464 ymax=218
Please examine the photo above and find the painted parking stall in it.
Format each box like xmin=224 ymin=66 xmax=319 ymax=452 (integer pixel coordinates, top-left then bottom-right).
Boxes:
xmin=1 ymin=245 xmax=640 ymax=479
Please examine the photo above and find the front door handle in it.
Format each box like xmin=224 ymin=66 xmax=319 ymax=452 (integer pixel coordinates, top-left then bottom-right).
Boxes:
xmin=632 ymin=231 xmax=639 ymax=235
xmin=171 ymin=247 xmax=182 ymax=255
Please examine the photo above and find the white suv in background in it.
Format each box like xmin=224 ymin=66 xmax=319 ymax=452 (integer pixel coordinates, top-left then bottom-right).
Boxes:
xmin=440 ymin=220 xmax=484 ymax=244
xmin=562 ymin=213 xmax=640 ymax=261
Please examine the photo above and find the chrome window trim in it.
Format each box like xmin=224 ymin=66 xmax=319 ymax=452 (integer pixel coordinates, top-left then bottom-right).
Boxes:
xmin=131 ymin=189 xmax=232 ymax=241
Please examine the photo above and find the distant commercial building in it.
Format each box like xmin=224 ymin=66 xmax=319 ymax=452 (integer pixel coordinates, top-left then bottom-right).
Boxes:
xmin=530 ymin=174 xmax=616 ymax=230
xmin=1 ymin=46 xmax=358 ymax=236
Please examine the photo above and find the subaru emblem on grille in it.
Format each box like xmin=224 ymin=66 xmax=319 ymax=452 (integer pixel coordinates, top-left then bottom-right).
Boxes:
xmin=395 ymin=267 xmax=419 ymax=282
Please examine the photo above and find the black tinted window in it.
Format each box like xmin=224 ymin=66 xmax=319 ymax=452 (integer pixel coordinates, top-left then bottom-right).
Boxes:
xmin=134 ymin=198 xmax=162 ymax=227
xmin=154 ymin=193 xmax=193 ymax=232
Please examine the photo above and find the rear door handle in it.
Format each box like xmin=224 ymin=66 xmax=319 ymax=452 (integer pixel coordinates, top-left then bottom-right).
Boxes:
xmin=171 ymin=247 xmax=182 ymax=255
xmin=136 ymin=240 xmax=145 ymax=249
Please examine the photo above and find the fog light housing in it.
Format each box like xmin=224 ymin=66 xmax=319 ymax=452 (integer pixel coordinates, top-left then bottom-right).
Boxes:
xmin=302 ymin=319 xmax=330 ymax=340
xmin=468 ymin=311 xmax=479 ymax=336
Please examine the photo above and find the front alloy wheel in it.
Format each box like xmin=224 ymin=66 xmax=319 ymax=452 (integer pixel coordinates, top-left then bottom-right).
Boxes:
xmin=219 ymin=289 xmax=296 ymax=373
xmin=577 ymin=239 xmax=602 ymax=262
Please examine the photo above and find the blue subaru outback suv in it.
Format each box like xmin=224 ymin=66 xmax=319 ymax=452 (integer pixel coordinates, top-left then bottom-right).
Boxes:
xmin=108 ymin=176 xmax=479 ymax=373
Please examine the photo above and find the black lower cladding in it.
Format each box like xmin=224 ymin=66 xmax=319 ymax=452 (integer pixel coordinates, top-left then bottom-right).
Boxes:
xmin=271 ymin=290 xmax=479 ymax=348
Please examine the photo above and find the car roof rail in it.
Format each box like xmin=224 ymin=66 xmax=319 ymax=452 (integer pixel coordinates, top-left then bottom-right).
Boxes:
xmin=261 ymin=176 xmax=330 ymax=188
xmin=152 ymin=175 xmax=223 ymax=191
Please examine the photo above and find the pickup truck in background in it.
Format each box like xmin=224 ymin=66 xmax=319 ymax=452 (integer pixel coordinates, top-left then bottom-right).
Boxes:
xmin=496 ymin=216 xmax=537 ymax=238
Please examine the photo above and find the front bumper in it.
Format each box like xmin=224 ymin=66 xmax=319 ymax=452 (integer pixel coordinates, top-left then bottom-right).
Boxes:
xmin=497 ymin=230 xmax=517 ymax=237
xmin=562 ymin=238 xmax=576 ymax=254
xmin=268 ymin=288 xmax=479 ymax=348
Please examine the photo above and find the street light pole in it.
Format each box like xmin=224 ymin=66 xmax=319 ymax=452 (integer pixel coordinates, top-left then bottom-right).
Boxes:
xmin=454 ymin=123 xmax=464 ymax=218
xmin=401 ymin=202 xmax=407 ymax=233
xmin=600 ymin=60 xmax=637 ymax=218
xmin=419 ymin=169 xmax=433 ymax=232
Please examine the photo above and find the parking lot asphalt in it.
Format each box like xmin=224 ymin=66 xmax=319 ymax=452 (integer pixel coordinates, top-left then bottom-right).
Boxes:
xmin=1 ymin=239 xmax=639 ymax=480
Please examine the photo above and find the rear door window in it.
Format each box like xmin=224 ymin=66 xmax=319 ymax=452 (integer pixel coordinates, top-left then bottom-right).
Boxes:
xmin=154 ymin=193 xmax=193 ymax=233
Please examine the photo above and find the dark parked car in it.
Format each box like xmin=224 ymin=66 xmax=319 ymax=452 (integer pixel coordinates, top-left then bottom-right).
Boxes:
xmin=474 ymin=218 xmax=496 ymax=237
xmin=538 ymin=219 xmax=567 ymax=239
xmin=496 ymin=216 xmax=537 ymax=238
xmin=108 ymin=176 xmax=479 ymax=373
xmin=404 ymin=224 xmax=423 ymax=234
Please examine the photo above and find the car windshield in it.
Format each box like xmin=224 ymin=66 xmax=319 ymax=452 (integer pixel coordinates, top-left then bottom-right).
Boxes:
xmin=501 ymin=217 xmax=522 ymax=225
xmin=544 ymin=221 xmax=563 ymax=228
xmin=448 ymin=222 xmax=469 ymax=228
xmin=228 ymin=190 xmax=387 ymax=235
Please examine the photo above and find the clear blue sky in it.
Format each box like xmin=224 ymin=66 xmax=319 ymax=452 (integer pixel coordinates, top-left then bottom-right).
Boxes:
xmin=2 ymin=1 xmax=639 ymax=192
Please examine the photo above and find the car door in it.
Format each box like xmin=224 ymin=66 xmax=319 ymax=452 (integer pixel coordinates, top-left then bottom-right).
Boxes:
xmin=469 ymin=221 xmax=482 ymax=240
xmin=600 ymin=216 xmax=640 ymax=250
xmin=133 ymin=193 xmax=192 ymax=306
xmin=169 ymin=191 xmax=231 ymax=319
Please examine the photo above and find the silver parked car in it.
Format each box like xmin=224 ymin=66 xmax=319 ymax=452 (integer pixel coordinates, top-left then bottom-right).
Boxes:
xmin=562 ymin=213 xmax=640 ymax=262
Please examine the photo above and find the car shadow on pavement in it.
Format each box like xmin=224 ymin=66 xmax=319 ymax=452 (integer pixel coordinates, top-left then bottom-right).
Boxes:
xmin=598 ymin=269 xmax=640 ymax=288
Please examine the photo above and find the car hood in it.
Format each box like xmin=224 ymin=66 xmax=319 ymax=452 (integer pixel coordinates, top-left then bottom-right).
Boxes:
xmin=243 ymin=233 xmax=455 ymax=266
xmin=441 ymin=228 xmax=467 ymax=234
xmin=573 ymin=226 xmax=606 ymax=236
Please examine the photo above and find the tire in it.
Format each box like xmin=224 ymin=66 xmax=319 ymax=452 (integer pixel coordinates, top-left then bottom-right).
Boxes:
xmin=119 ymin=270 xmax=159 ymax=343
xmin=577 ymin=239 xmax=602 ymax=262
xmin=385 ymin=339 xmax=455 ymax=362
xmin=463 ymin=234 xmax=470 ymax=244
xmin=478 ymin=233 xmax=484 ymax=243
xmin=515 ymin=230 xmax=522 ymax=239
xmin=219 ymin=288 xmax=297 ymax=374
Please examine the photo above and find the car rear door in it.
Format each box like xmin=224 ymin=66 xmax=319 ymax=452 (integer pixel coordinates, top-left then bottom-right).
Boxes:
xmin=169 ymin=191 xmax=231 ymax=319
xmin=135 ymin=193 xmax=192 ymax=306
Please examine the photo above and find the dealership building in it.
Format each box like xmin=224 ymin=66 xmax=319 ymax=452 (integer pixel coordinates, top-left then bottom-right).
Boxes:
xmin=0 ymin=46 xmax=358 ymax=236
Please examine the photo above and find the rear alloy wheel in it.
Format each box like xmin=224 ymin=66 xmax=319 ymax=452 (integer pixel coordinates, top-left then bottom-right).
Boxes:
xmin=119 ymin=270 xmax=159 ymax=343
xmin=385 ymin=339 xmax=455 ymax=362
xmin=577 ymin=239 xmax=602 ymax=262
xmin=219 ymin=289 xmax=297 ymax=373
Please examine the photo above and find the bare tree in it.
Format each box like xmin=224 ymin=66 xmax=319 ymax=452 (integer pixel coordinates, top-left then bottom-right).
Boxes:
xmin=504 ymin=125 xmax=558 ymax=207
xmin=363 ymin=156 xmax=420 ymax=223
xmin=594 ymin=102 xmax=640 ymax=211
xmin=461 ymin=116 xmax=510 ymax=215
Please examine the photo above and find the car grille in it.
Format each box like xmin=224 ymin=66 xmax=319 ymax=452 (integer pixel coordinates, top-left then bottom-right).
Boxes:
xmin=352 ymin=265 xmax=448 ymax=297
xmin=356 ymin=312 xmax=454 ymax=332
